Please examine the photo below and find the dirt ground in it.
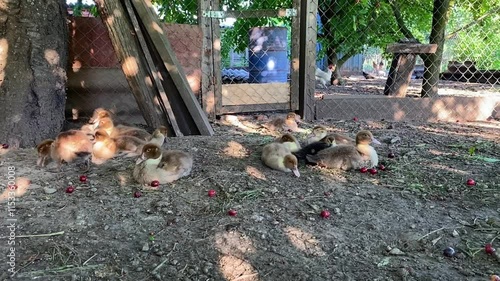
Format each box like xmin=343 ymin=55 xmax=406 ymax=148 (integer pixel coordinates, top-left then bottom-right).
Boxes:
xmin=0 ymin=113 xmax=499 ymax=281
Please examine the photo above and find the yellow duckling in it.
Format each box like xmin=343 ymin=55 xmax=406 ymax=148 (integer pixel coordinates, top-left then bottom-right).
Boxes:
xmin=88 ymin=107 xmax=113 ymax=125
xmin=261 ymin=142 xmax=300 ymax=177
xmin=133 ymin=143 xmax=193 ymax=185
xmin=36 ymin=130 xmax=93 ymax=171
xmin=305 ymin=130 xmax=380 ymax=170
xmin=276 ymin=133 xmax=301 ymax=153
xmin=306 ymin=125 xmax=328 ymax=145
xmin=91 ymin=129 xmax=118 ymax=165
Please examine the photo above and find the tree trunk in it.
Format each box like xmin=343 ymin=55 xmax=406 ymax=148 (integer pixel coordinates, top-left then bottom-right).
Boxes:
xmin=420 ymin=0 xmax=451 ymax=97
xmin=0 ymin=0 xmax=68 ymax=148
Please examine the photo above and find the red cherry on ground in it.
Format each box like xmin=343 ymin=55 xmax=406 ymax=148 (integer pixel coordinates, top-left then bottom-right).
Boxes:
xmin=324 ymin=191 xmax=331 ymax=197
xmin=133 ymin=191 xmax=142 ymax=198
xmin=388 ymin=152 xmax=396 ymax=158
xmin=1 ymin=143 xmax=9 ymax=149
xmin=359 ymin=167 xmax=368 ymax=173
xmin=466 ymin=178 xmax=476 ymax=186
xmin=368 ymin=168 xmax=378 ymax=175
xmin=8 ymin=184 xmax=18 ymax=190
xmin=378 ymin=164 xmax=386 ymax=171
xmin=208 ymin=189 xmax=216 ymax=197
xmin=320 ymin=210 xmax=331 ymax=219
xmin=353 ymin=117 xmax=358 ymax=122
xmin=150 ymin=180 xmax=160 ymax=187
xmin=79 ymin=175 xmax=87 ymax=183
xmin=228 ymin=209 xmax=237 ymax=216
xmin=65 ymin=186 xmax=75 ymax=193
xmin=485 ymin=243 xmax=496 ymax=255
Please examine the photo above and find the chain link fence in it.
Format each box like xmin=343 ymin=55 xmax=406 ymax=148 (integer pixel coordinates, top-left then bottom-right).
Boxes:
xmin=314 ymin=0 xmax=499 ymax=122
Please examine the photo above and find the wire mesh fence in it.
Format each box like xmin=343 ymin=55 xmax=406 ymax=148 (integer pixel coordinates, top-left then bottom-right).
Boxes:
xmin=314 ymin=0 xmax=499 ymax=122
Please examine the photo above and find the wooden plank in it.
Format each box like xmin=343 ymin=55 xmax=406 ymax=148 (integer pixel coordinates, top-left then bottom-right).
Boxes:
xmin=221 ymin=83 xmax=290 ymax=106
xmin=94 ymin=0 xmax=167 ymax=129
xmin=131 ymin=0 xmax=214 ymax=136
xmin=211 ymin=0 xmax=223 ymax=116
xmin=290 ymin=0 xmax=300 ymax=110
xmin=218 ymin=103 xmax=290 ymax=114
xmin=298 ymin=0 xmax=317 ymax=121
xmin=206 ymin=9 xmax=296 ymax=19
xmin=123 ymin=0 xmax=182 ymax=137
xmin=386 ymin=43 xmax=438 ymax=54
xmin=384 ymin=53 xmax=417 ymax=97
xmin=198 ymin=0 xmax=216 ymax=119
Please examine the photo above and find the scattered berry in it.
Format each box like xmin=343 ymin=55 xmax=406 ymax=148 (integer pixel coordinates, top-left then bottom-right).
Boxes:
xmin=150 ymin=180 xmax=160 ymax=188
xmin=1 ymin=143 xmax=9 ymax=149
xmin=324 ymin=191 xmax=331 ymax=197
xmin=228 ymin=209 xmax=237 ymax=216
xmin=65 ymin=186 xmax=75 ymax=193
xmin=208 ymin=189 xmax=216 ymax=197
xmin=8 ymin=184 xmax=17 ymax=190
xmin=388 ymin=152 xmax=396 ymax=158
xmin=368 ymin=168 xmax=378 ymax=175
xmin=79 ymin=175 xmax=87 ymax=183
xmin=443 ymin=246 xmax=456 ymax=257
xmin=359 ymin=167 xmax=368 ymax=173
xmin=378 ymin=164 xmax=386 ymax=171
xmin=353 ymin=117 xmax=358 ymax=122
xmin=133 ymin=191 xmax=142 ymax=198
xmin=485 ymin=243 xmax=496 ymax=255
xmin=320 ymin=210 xmax=331 ymax=219
xmin=466 ymin=178 xmax=476 ymax=186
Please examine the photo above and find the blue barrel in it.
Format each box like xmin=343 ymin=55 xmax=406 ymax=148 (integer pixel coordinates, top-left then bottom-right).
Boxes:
xmin=248 ymin=27 xmax=289 ymax=83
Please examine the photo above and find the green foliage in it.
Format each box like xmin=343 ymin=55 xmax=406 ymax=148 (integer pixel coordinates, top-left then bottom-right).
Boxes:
xmin=152 ymin=0 xmax=198 ymax=24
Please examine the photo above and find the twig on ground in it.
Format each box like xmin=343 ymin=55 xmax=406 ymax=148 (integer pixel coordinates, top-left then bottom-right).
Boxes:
xmin=418 ymin=227 xmax=445 ymax=241
xmin=83 ymin=254 xmax=97 ymax=266
xmin=152 ymin=242 xmax=178 ymax=274
xmin=0 ymin=231 xmax=64 ymax=239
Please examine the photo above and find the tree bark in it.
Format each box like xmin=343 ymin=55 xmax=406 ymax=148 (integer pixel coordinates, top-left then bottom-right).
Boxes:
xmin=0 ymin=0 xmax=68 ymax=148
xmin=421 ymin=0 xmax=451 ymax=97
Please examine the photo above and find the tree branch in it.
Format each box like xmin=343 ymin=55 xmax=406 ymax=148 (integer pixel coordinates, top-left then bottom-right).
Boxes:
xmin=386 ymin=0 xmax=418 ymax=41
xmin=445 ymin=6 xmax=500 ymax=39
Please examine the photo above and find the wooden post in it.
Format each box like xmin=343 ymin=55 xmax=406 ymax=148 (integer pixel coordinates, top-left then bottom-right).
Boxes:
xmin=198 ymin=0 xmax=216 ymax=119
xmin=384 ymin=43 xmax=437 ymax=97
xmin=131 ymin=0 xmax=214 ymax=136
xmin=290 ymin=0 xmax=300 ymax=111
xmin=211 ymin=0 xmax=223 ymax=116
xmin=123 ymin=0 xmax=182 ymax=137
xmin=94 ymin=0 xmax=168 ymax=129
xmin=298 ymin=0 xmax=317 ymax=121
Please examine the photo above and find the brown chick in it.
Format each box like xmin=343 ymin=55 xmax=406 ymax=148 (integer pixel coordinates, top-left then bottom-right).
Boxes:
xmin=36 ymin=130 xmax=93 ymax=171
xmin=306 ymin=125 xmax=328 ymax=144
xmin=91 ymin=129 xmax=118 ymax=165
xmin=265 ymin=112 xmax=300 ymax=132
xmin=261 ymin=142 xmax=300 ymax=177
xmin=88 ymin=108 xmax=113 ymax=125
xmin=305 ymin=130 xmax=379 ymax=170
xmin=327 ymin=133 xmax=355 ymax=145
xmin=97 ymin=117 xmax=151 ymax=141
xmin=275 ymin=133 xmax=301 ymax=152
xmin=114 ymin=135 xmax=146 ymax=157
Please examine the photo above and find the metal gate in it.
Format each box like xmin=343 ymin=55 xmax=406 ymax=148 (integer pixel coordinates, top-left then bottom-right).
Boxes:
xmin=200 ymin=1 xmax=300 ymax=115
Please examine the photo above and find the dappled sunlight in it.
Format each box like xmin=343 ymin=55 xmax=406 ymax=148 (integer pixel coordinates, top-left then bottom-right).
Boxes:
xmin=213 ymin=38 xmax=221 ymax=51
xmin=0 ymin=38 xmax=8 ymax=86
xmin=245 ymin=166 xmax=266 ymax=180
xmin=223 ymin=141 xmax=249 ymax=159
xmin=415 ymin=124 xmax=500 ymax=140
xmin=218 ymin=255 xmax=259 ymax=281
xmin=121 ymin=56 xmax=139 ymax=77
xmin=151 ymin=22 xmax=164 ymax=34
xmin=215 ymin=230 xmax=256 ymax=256
xmin=0 ymin=177 xmax=31 ymax=203
xmin=44 ymin=49 xmax=60 ymax=66
xmin=284 ymin=226 xmax=326 ymax=257
xmin=428 ymin=163 xmax=468 ymax=175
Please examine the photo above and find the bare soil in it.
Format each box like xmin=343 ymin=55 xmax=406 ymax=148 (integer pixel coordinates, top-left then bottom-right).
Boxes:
xmin=1 ymin=116 xmax=500 ymax=281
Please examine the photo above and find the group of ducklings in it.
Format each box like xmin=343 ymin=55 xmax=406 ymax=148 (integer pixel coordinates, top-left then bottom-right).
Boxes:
xmin=35 ymin=108 xmax=193 ymax=186
xmin=261 ymin=124 xmax=381 ymax=177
